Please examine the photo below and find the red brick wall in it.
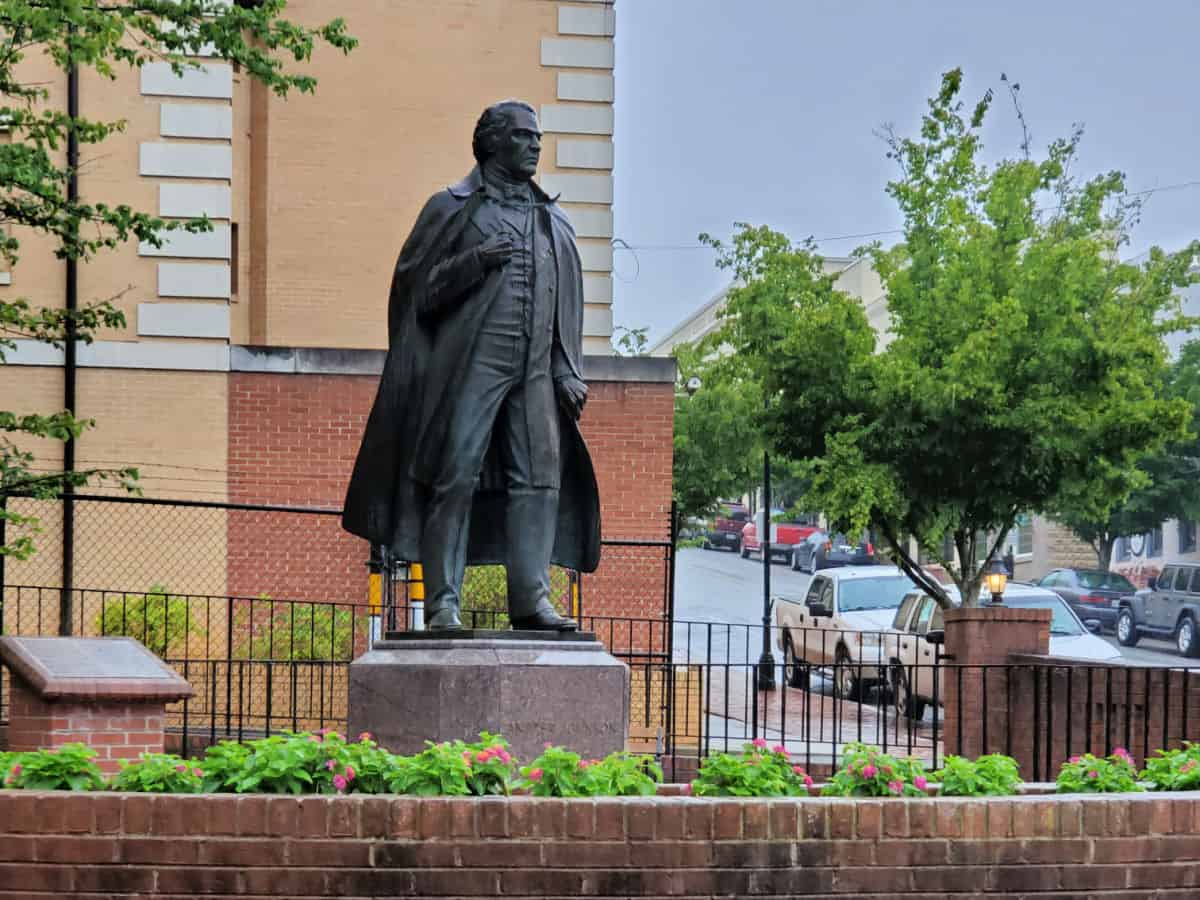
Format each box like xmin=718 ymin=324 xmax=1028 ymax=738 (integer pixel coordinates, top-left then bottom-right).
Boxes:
xmin=227 ymin=373 xmax=675 ymax=621
xmin=5 ymin=681 xmax=165 ymax=775
xmin=1 ymin=791 xmax=1198 ymax=896
xmin=227 ymin=373 xmax=375 ymax=603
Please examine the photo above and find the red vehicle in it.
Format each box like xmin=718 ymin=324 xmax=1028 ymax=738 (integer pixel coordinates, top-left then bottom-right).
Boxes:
xmin=702 ymin=503 xmax=750 ymax=553
xmin=740 ymin=511 xmax=820 ymax=566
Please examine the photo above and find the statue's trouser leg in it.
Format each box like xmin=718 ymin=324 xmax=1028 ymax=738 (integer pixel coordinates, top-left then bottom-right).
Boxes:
xmin=504 ymin=487 xmax=559 ymax=618
xmin=420 ymin=484 xmax=473 ymax=629
xmin=420 ymin=342 xmax=518 ymax=629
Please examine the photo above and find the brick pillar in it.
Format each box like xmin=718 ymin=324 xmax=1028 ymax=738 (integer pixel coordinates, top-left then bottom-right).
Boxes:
xmin=7 ymin=679 xmax=170 ymax=775
xmin=942 ymin=606 xmax=1050 ymax=772
xmin=0 ymin=636 xmax=193 ymax=775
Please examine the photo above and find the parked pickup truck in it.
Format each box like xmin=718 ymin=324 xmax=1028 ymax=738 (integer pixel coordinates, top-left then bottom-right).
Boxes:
xmin=741 ymin=512 xmax=819 ymax=566
xmin=702 ymin=503 xmax=750 ymax=553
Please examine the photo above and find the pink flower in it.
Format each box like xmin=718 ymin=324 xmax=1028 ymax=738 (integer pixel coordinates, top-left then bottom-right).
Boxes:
xmin=1113 ymin=747 xmax=1131 ymax=760
xmin=1087 ymin=770 xmax=1099 ymax=779
xmin=544 ymin=742 xmax=554 ymax=749
xmin=803 ymin=775 xmax=814 ymax=788
xmin=10 ymin=764 xmax=21 ymax=777
xmin=496 ymin=749 xmax=512 ymax=764
xmin=862 ymin=765 xmax=878 ymax=779
xmin=752 ymin=738 xmax=768 ymax=749
xmin=888 ymin=780 xmax=903 ymax=795
xmin=578 ymin=760 xmax=589 ymax=769
xmin=1069 ymin=756 xmax=1081 ymax=764
xmin=344 ymin=766 xmax=356 ymax=781
xmin=309 ymin=735 xmax=321 ymax=743
xmin=476 ymin=750 xmax=492 ymax=763
xmin=175 ymin=764 xmax=188 ymax=773
xmin=881 ymin=764 xmax=893 ymax=777
xmin=193 ymin=769 xmax=203 ymax=778
xmin=681 ymin=783 xmax=692 ymax=795
xmin=319 ymin=728 xmax=331 ymax=736
xmin=914 ymin=776 xmax=928 ymax=791
xmin=325 ymin=759 xmax=336 ymax=771
xmin=332 ymin=774 xmax=347 ymax=792
xmin=529 ymin=768 xmax=544 ymax=782
xmin=462 ymin=750 xmax=473 ymax=764
xmin=1182 ymin=760 xmax=1197 ymax=774
xmin=792 ymin=765 xmax=805 ymax=775
xmin=773 ymin=744 xmax=788 ymax=754
xmin=358 ymin=732 xmax=372 ymax=742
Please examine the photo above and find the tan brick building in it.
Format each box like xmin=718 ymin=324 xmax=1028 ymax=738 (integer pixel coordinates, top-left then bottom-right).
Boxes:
xmin=2 ymin=0 xmax=675 ymax=617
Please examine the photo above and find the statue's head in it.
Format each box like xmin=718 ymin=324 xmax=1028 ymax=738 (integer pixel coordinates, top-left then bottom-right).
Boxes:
xmin=472 ymin=100 xmax=542 ymax=181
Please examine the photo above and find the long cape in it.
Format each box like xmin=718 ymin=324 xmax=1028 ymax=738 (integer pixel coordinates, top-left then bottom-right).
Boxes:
xmin=342 ymin=167 xmax=602 ymax=572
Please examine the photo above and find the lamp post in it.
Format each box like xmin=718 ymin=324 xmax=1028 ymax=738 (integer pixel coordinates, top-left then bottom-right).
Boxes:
xmin=985 ymin=556 xmax=1009 ymax=605
xmin=757 ymin=396 xmax=776 ymax=692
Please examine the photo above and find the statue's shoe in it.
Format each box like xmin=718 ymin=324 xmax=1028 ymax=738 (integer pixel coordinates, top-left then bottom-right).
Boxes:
xmin=510 ymin=609 xmax=579 ymax=632
xmin=426 ymin=605 xmax=464 ymax=631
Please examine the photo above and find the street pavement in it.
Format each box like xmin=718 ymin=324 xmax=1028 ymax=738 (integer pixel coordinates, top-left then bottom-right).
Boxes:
xmin=673 ymin=546 xmax=1183 ymax=666
xmin=670 ymin=545 xmax=1183 ymax=765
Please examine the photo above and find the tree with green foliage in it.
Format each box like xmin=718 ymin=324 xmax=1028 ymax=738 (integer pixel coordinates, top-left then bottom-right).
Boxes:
xmin=1055 ymin=339 xmax=1200 ymax=569
xmin=672 ymin=340 xmax=762 ymax=526
xmin=0 ymin=0 xmax=356 ymax=558
xmin=707 ymin=69 xmax=1199 ymax=607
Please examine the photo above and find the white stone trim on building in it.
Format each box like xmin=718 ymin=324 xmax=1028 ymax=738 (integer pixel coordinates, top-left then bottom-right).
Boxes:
xmin=160 ymin=103 xmax=233 ymax=139
xmin=538 ymin=173 xmax=613 ymax=204
xmin=540 ymin=38 xmax=614 ymax=69
xmin=577 ymin=239 xmax=614 ymax=272
xmin=140 ymin=62 xmax=233 ymax=99
xmin=140 ymin=143 xmax=233 ymax=179
xmin=556 ymin=139 xmax=614 ymax=170
xmin=139 ymin=224 xmax=231 ymax=260
xmin=561 ymin=205 xmax=613 ymax=239
xmin=557 ymin=72 xmax=614 ymax=103
xmin=159 ymin=184 xmax=232 ymax=219
xmin=583 ymin=273 xmax=613 ymax=304
xmin=157 ymin=263 xmax=231 ymax=298
xmin=539 ymin=104 xmax=614 ymax=136
xmin=558 ymin=6 xmax=616 ymax=37
xmin=137 ymin=302 xmax=231 ymax=339
xmin=4 ymin=339 xmax=231 ymax=371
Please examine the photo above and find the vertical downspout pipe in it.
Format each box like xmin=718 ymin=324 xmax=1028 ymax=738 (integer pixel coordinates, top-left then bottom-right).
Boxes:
xmin=60 ymin=44 xmax=79 ymax=636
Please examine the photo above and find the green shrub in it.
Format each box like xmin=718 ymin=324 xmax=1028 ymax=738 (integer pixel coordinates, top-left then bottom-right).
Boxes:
xmin=518 ymin=745 xmax=661 ymax=797
xmin=1056 ymin=749 xmax=1141 ymax=793
xmin=1141 ymin=743 xmax=1200 ymax=791
xmin=935 ymin=754 xmax=1020 ymax=797
xmin=821 ymin=742 xmax=928 ymax=798
xmin=109 ymin=753 xmax=205 ymax=794
xmin=200 ymin=729 xmax=394 ymax=794
xmin=690 ymin=739 xmax=812 ymax=797
xmin=2 ymin=744 xmax=105 ymax=791
xmin=385 ymin=734 xmax=517 ymax=797
xmin=96 ymin=585 xmax=203 ymax=657
xmin=236 ymin=601 xmax=363 ymax=662
xmin=460 ymin=565 xmax=572 ymax=629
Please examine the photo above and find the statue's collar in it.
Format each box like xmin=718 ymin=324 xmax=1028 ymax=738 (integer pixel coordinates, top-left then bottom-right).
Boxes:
xmin=448 ymin=165 xmax=557 ymax=203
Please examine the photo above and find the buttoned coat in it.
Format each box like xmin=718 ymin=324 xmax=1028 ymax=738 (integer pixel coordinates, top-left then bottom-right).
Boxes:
xmin=342 ymin=167 xmax=601 ymax=572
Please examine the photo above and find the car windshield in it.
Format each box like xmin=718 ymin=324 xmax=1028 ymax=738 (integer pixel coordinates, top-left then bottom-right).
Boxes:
xmin=1075 ymin=570 xmax=1135 ymax=592
xmin=1005 ymin=595 xmax=1083 ymax=636
xmin=838 ymin=576 xmax=918 ymax=612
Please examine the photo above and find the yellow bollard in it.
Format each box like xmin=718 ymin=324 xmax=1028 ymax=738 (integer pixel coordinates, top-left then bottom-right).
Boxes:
xmin=409 ymin=562 xmax=425 ymax=600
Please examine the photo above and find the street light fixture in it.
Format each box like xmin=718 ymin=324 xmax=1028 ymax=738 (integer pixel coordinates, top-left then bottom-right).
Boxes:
xmin=985 ymin=556 xmax=1008 ymax=605
xmin=685 ymin=375 xmax=702 ymax=397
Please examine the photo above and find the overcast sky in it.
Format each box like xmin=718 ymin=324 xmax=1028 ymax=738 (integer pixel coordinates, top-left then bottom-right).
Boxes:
xmin=612 ymin=1 xmax=1200 ymax=345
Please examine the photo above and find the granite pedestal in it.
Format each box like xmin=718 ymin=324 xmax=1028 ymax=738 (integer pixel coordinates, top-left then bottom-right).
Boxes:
xmin=347 ymin=633 xmax=629 ymax=762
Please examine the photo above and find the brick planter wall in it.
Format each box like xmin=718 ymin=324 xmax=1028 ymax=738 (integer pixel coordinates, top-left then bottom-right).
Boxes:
xmin=2 ymin=791 xmax=1199 ymax=896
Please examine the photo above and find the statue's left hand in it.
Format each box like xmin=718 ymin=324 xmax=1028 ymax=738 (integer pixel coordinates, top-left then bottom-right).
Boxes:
xmin=555 ymin=375 xmax=588 ymax=420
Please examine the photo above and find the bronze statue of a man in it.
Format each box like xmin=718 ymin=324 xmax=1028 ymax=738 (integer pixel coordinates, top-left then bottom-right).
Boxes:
xmin=343 ymin=100 xmax=601 ymax=632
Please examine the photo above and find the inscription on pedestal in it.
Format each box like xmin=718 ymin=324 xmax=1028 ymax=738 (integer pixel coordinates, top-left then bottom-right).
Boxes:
xmin=0 ymin=636 xmax=192 ymax=700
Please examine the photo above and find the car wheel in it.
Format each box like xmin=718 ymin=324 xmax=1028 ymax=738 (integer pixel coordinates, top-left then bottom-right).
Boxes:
xmin=1178 ymin=616 xmax=1200 ymax=658
xmin=791 ymin=551 xmax=802 ymax=572
xmin=740 ymin=544 xmax=751 ymax=559
xmin=730 ymin=538 xmax=741 ymax=554
xmin=784 ymin=550 xmax=795 ymax=568
xmin=1116 ymin=608 xmax=1140 ymax=647
xmin=833 ymin=646 xmax=861 ymax=701
xmin=702 ymin=539 xmax=712 ymax=550
xmin=892 ymin=665 xmax=926 ymax=722
xmin=784 ymin=637 xmax=809 ymax=689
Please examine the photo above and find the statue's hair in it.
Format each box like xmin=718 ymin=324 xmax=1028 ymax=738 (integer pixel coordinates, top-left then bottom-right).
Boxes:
xmin=472 ymin=100 xmax=537 ymax=165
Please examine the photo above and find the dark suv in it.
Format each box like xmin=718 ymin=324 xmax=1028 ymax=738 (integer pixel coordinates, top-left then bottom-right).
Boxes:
xmin=1116 ymin=563 xmax=1200 ymax=657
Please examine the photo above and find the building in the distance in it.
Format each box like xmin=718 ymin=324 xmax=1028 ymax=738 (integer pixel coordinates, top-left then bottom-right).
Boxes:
xmin=2 ymin=1 xmax=675 ymax=622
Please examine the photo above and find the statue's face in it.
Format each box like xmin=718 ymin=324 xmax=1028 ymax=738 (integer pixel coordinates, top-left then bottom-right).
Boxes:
xmin=493 ymin=107 xmax=542 ymax=181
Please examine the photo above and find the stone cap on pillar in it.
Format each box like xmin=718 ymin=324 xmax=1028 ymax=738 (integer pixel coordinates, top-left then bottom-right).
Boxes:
xmin=0 ymin=636 xmax=193 ymax=701
xmin=943 ymin=605 xmax=1052 ymax=665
